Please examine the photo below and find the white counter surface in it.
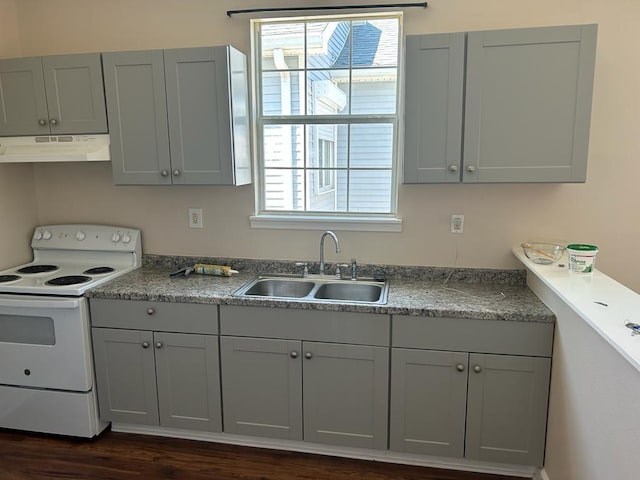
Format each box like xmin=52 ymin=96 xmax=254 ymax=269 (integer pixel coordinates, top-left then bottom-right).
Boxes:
xmin=513 ymin=247 xmax=640 ymax=371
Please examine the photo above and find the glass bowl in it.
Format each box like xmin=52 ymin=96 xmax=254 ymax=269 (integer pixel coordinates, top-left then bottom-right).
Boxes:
xmin=521 ymin=242 xmax=566 ymax=264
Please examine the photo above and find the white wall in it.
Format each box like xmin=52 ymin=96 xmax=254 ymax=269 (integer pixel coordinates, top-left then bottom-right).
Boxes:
xmin=0 ymin=0 xmax=38 ymax=269
xmin=6 ymin=0 xmax=640 ymax=293
xmin=528 ymin=273 xmax=640 ymax=480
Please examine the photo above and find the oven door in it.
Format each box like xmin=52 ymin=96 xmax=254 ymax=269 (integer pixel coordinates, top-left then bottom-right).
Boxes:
xmin=0 ymin=295 xmax=92 ymax=392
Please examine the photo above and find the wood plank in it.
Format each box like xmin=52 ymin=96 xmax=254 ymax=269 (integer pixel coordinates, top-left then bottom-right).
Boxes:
xmin=0 ymin=429 xmax=522 ymax=480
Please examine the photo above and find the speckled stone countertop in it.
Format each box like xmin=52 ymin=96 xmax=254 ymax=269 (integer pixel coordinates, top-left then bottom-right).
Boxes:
xmin=85 ymin=255 xmax=554 ymax=323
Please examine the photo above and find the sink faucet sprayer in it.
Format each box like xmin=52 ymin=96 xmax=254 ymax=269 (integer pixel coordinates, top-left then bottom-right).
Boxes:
xmin=319 ymin=231 xmax=341 ymax=275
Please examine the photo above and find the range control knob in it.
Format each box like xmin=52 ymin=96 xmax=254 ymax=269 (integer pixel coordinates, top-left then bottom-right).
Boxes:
xmin=33 ymin=231 xmax=43 ymax=241
xmin=111 ymin=233 xmax=121 ymax=243
xmin=75 ymin=231 xmax=86 ymax=241
xmin=122 ymin=234 xmax=131 ymax=244
xmin=42 ymin=231 xmax=52 ymax=240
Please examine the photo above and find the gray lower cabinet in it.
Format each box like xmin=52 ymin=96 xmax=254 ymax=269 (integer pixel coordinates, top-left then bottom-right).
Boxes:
xmin=90 ymin=298 xmax=222 ymax=432
xmin=219 ymin=305 xmax=390 ymax=450
xmin=404 ymin=24 xmax=597 ymax=183
xmin=390 ymin=315 xmax=554 ymax=467
xmin=0 ymin=53 xmax=107 ymax=136
xmin=102 ymin=45 xmax=251 ymax=186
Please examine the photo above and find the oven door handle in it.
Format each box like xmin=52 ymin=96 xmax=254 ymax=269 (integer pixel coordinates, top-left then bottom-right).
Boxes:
xmin=0 ymin=297 xmax=80 ymax=309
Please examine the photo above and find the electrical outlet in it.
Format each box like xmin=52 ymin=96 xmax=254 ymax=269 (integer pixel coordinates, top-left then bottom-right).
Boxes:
xmin=189 ymin=208 xmax=203 ymax=229
xmin=450 ymin=214 xmax=464 ymax=234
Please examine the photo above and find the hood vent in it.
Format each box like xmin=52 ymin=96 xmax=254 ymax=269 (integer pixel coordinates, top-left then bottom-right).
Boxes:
xmin=0 ymin=135 xmax=110 ymax=163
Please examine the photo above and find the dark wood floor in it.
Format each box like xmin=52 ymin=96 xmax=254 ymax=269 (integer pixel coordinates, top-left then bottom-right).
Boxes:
xmin=0 ymin=429 xmax=523 ymax=480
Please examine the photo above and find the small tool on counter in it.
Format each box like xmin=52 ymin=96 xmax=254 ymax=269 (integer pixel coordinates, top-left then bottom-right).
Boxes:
xmin=170 ymin=264 xmax=239 ymax=278
xmin=625 ymin=321 xmax=640 ymax=336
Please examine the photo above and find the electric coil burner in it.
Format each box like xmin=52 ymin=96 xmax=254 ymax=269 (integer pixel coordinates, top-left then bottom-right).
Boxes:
xmin=0 ymin=224 xmax=142 ymax=438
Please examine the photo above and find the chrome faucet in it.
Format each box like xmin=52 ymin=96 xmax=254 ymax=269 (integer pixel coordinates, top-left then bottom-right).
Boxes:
xmin=319 ymin=230 xmax=341 ymax=276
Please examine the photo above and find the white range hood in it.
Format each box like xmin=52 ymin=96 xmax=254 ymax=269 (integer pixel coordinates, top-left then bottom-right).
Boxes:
xmin=0 ymin=135 xmax=110 ymax=163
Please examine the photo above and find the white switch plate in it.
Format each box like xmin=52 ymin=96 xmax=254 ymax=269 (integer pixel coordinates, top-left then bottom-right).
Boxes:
xmin=450 ymin=214 xmax=464 ymax=234
xmin=189 ymin=208 xmax=203 ymax=229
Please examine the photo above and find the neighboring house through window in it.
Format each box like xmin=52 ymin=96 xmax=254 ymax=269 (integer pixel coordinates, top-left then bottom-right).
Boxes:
xmin=253 ymin=14 xmax=401 ymax=220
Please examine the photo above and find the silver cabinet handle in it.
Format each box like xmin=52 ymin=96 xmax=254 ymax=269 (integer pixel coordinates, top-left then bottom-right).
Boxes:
xmin=38 ymin=119 xmax=47 ymax=126
xmin=142 ymin=341 xmax=150 ymax=349
xmin=155 ymin=342 xmax=163 ymax=349
xmin=466 ymin=165 xmax=477 ymax=173
xmin=49 ymin=118 xmax=58 ymax=126
xmin=146 ymin=308 xmax=155 ymax=315
xmin=473 ymin=365 xmax=482 ymax=373
xmin=172 ymin=169 xmax=181 ymax=177
xmin=448 ymin=165 xmax=459 ymax=173
xmin=290 ymin=351 xmax=298 ymax=358
xmin=456 ymin=364 xmax=465 ymax=372
xmin=305 ymin=352 xmax=313 ymax=359
xmin=160 ymin=170 xmax=169 ymax=177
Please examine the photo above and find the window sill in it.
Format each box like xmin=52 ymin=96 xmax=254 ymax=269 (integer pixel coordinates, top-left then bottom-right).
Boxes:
xmin=249 ymin=214 xmax=403 ymax=232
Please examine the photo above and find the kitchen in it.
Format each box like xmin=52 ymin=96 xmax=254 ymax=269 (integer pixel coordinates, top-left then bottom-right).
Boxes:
xmin=0 ymin=1 xmax=639 ymax=480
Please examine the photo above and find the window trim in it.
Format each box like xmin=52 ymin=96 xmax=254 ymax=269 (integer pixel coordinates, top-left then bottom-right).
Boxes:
xmin=250 ymin=13 xmax=404 ymax=230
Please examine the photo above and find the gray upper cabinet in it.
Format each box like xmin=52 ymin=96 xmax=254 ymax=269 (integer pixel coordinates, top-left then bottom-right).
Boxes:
xmin=103 ymin=45 xmax=251 ymax=186
xmin=404 ymin=24 xmax=597 ymax=183
xmin=403 ymin=33 xmax=465 ymax=183
xmin=0 ymin=53 xmax=107 ymax=136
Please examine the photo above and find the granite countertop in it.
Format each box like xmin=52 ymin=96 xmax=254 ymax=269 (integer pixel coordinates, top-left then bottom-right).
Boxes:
xmin=86 ymin=255 xmax=555 ymax=323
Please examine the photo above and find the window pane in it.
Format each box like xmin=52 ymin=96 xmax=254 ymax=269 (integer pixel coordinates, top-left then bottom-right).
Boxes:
xmin=261 ymin=23 xmax=304 ymax=70
xmin=262 ymin=71 xmax=305 ymax=116
xmin=306 ymin=21 xmax=350 ymax=69
xmin=307 ymin=70 xmax=349 ymax=115
xmin=350 ymin=69 xmax=397 ymax=114
xmin=263 ymin=125 xmax=304 ymax=168
xmin=264 ymin=168 xmax=305 ymax=211
xmin=349 ymin=124 xmax=393 ymax=168
xmin=349 ymin=170 xmax=393 ymax=213
xmin=351 ymin=19 xmax=399 ymax=67
xmin=307 ymin=124 xmax=336 ymax=168
xmin=307 ymin=169 xmax=347 ymax=212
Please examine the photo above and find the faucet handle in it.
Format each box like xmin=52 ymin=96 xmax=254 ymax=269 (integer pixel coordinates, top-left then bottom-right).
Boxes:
xmin=336 ymin=264 xmax=349 ymax=279
xmin=294 ymin=262 xmax=309 ymax=277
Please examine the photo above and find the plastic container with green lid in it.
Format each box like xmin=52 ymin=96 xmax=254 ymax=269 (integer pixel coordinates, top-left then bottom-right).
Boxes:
xmin=567 ymin=244 xmax=598 ymax=274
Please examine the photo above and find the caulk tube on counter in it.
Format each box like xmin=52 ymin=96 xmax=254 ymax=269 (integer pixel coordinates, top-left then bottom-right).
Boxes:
xmin=193 ymin=264 xmax=239 ymax=276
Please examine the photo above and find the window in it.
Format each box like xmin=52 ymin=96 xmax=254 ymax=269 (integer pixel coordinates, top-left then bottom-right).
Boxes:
xmin=253 ymin=14 xmax=401 ymax=222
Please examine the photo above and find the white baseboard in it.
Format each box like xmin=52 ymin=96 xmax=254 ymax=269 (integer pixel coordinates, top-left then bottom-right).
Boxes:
xmin=112 ymin=423 xmax=537 ymax=478
xmin=536 ymin=468 xmax=550 ymax=480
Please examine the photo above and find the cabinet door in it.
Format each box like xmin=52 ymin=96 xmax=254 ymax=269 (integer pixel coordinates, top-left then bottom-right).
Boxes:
xmin=390 ymin=348 xmax=468 ymax=457
xmin=42 ymin=53 xmax=107 ymax=134
xmin=220 ymin=336 xmax=303 ymax=440
xmin=303 ymin=342 xmax=389 ymax=450
xmin=465 ymin=353 xmax=551 ymax=466
xmin=403 ymin=33 xmax=465 ymax=183
xmin=154 ymin=332 xmax=222 ymax=432
xmin=91 ymin=328 xmax=159 ymax=425
xmin=463 ymin=24 xmax=597 ymax=183
xmin=0 ymin=57 xmax=49 ymax=136
xmin=164 ymin=47 xmax=235 ymax=185
xmin=103 ymin=50 xmax=172 ymax=185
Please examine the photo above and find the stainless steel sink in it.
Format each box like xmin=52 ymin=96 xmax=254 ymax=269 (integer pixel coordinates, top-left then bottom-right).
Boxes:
xmin=242 ymin=278 xmax=315 ymax=298
xmin=313 ymin=282 xmax=384 ymax=303
xmin=234 ymin=275 xmax=389 ymax=305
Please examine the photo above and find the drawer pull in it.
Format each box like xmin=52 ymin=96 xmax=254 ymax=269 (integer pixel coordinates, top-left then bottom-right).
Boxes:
xmin=290 ymin=351 xmax=298 ymax=358
xmin=305 ymin=352 xmax=313 ymax=359
xmin=473 ymin=365 xmax=482 ymax=373
xmin=146 ymin=308 xmax=155 ymax=315
xmin=155 ymin=342 xmax=163 ymax=349
xmin=141 ymin=341 xmax=150 ymax=349
xmin=456 ymin=364 xmax=465 ymax=372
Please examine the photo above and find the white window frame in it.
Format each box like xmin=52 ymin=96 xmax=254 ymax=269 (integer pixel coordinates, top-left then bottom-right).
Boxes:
xmin=250 ymin=13 xmax=403 ymax=232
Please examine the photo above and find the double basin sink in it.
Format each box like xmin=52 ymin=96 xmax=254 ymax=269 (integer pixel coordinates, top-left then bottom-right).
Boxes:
xmin=233 ymin=275 xmax=389 ymax=305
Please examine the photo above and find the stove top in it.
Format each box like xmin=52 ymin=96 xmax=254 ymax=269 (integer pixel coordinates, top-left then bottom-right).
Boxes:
xmin=0 ymin=225 xmax=141 ymax=296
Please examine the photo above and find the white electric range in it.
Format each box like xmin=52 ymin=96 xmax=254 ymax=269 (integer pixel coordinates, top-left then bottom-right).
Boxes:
xmin=0 ymin=224 xmax=141 ymax=437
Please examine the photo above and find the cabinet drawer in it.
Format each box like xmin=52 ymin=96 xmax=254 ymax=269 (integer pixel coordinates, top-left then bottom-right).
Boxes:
xmin=392 ymin=316 xmax=553 ymax=357
xmin=90 ymin=298 xmax=218 ymax=334
xmin=220 ymin=305 xmax=389 ymax=346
